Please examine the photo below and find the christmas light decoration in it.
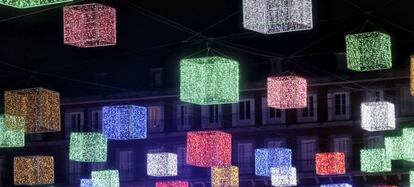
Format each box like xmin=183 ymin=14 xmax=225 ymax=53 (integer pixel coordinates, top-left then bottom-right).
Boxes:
xmin=270 ymin=166 xmax=297 ymax=187
xmin=0 ymin=0 xmax=72 ymax=8
xmin=361 ymin=101 xmax=395 ymax=132
xmin=320 ymin=184 xmax=352 ymax=187
xmin=91 ymin=170 xmax=119 ymax=187
xmin=0 ymin=115 xmax=25 ymax=147
xmin=156 ymin=181 xmax=189 ymax=187
xmin=103 ymin=105 xmax=147 ymax=140
xmin=384 ymin=135 xmax=404 ymax=160
xmin=345 ymin=31 xmax=392 ymax=71
xmin=147 ymin=153 xmax=178 ymax=177
xmin=315 ymin=152 xmax=346 ymax=175
xmin=403 ymin=128 xmax=414 ymax=161
xmin=5 ymin=87 xmax=61 ymax=133
xmin=411 ymin=55 xmax=414 ymax=96
xmin=14 ymin=156 xmax=54 ymax=185
xmin=410 ymin=171 xmax=414 ymax=187
xmin=267 ymin=76 xmax=307 ymax=109
xmin=211 ymin=166 xmax=239 ymax=187
xmin=255 ymin=148 xmax=292 ymax=177
xmin=64 ymin=3 xmax=116 ymax=48
xmin=180 ymin=56 xmax=239 ymax=105
xmin=360 ymin=148 xmax=391 ymax=173
xmin=69 ymin=132 xmax=107 ymax=162
xmin=242 ymin=0 xmax=313 ymax=34
xmin=187 ymin=131 xmax=232 ymax=167
xmin=80 ymin=179 xmax=92 ymax=187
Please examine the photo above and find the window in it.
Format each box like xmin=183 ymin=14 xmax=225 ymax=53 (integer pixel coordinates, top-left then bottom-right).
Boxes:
xmin=237 ymin=142 xmax=254 ymax=174
xmin=328 ymin=92 xmax=350 ymax=121
xmin=300 ymin=139 xmax=317 ymax=171
xmin=148 ymin=106 xmax=164 ymax=132
xmin=399 ymin=87 xmax=414 ymax=115
xmin=262 ymin=97 xmax=285 ymax=125
xmin=298 ymin=94 xmax=318 ymax=122
xmin=365 ymin=89 xmax=384 ymax=102
xmin=150 ymin=68 xmax=163 ymax=87
xmin=118 ymin=150 xmax=135 ymax=181
xmin=177 ymin=104 xmax=191 ymax=130
xmin=91 ymin=110 xmax=102 ymax=132
xmin=266 ymin=139 xmax=285 ymax=148
xmin=68 ymin=160 xmax=82 ymax=183
xmin=333 ymin=136 xmax=352 ymax=168
xmin=65 ymin=111 xmax=84 ymax=137
xmin=202 ymin=105 xmax=222 ymax=129
xmin=232 ymin=99 xmax=255 ymax=126
xmin=366 ymin=135 xmax=383 ymax=149
xmin=177 ymin=146 xmax=191 ymax=175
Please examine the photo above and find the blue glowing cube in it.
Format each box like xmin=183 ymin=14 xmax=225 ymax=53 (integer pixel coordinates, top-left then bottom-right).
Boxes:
xmin=255 ymin=148 xmax=292 ymax=177
xmin=103 ymin=105 xmax=147 ymax=140
xmin=320 ymin=184 xmax=352 ymax=187
xmin=80 ymin=179 xmax=92 ymax=187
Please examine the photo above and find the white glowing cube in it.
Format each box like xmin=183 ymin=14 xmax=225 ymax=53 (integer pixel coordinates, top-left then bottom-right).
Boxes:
xmin=271 ymin=167 xmax=297 ymax=187
xmin=147 ymin=153 xmax=177 ymax=177
xmin=361 ymin=101 xmax=395 ymax=132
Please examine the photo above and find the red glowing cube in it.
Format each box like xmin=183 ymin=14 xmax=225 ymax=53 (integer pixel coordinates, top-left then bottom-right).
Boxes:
xmin=315 ymin=152 xmax=346 ymax=175
xmin=187 ymin=131 xmax=231 ymax=167
xmin=64 ymin=3 xmax=116 ymax=48
xmin=156 ymin=181 xmax=189 ymax=187
xmin=267 ymin=76 xmax=307 ymax=109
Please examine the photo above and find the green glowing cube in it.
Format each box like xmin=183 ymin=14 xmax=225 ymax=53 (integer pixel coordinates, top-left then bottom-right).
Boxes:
xmin=360 ymin=148 xmax=391 ymax=173
xmin=69 ymin=132 xmax=107 ymax=162
xmin=180 ymin=56 xmax=239 ymax=105
xmin=410 ymin=171 xmax=414 ymax=187
xmin=92 ymin=170 xmax=119 ymax=187
xmin=385 ymin=135 xmax=404 ymax=160
xmin=345 ymin=31 xmax=392 ymax=71
xmin=403 ymin=128 xmax=414 ymax=161
xmin=0 ymin=115 xmax=24 ymax=148
xmin=0 ymin=0 xmax=72 ymax=9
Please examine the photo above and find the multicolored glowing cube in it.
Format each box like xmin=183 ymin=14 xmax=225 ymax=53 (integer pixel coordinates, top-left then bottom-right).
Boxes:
xmin=180 ymin=56 xmax=239 ymax=105
xmin=361 ymin=101 xmax=395 ymax=132
xmin=186 ymin=131 xmax=232 ymax=167
xmin=403 ymin=128 xmax=414 ymax=161
xmin=0 ymin=0 xmax=72 ymax=8
xmin=5 ymin=87 xmax=61 ymax=133
xmin=14 ymin=156 xmax=54 ymax=185
xmin=345 ymin=31 xmax=392 ymax=71
xmin=0 ymin=115 xmax=25 ymax=147
xmin=255 ymin=148 xmax=292 ymax=177
xmin=320 ymin=184 xmax=352 ymax=187
xmin=64 ymin=3 xmax=116 ymax=48
xmin=211 ymin=166 xmax=239 ymax=187
xmin=267 ymin=76 xmax=307 ymax=109
xmin=103 ymin=105 xmax=147 ymax=140
xmin=69 ymin=132 xmax=107 ymax=162
xmin=360 ymin=148 xmax=391 ymax=173
xmin=243 ymin=0 xmax=313 ymax=34
xmin=384 ymin=135 xmax=404 ymax=160
xmin=156 ymin=181 xmax=189 ymax=187
xmin=315 ymin=152 xmax=346 ymax=175
xmin=270 ymin=166 xmax=297 ymax=187
xmin=91 ymin=170 xmax=119 ymax=187
xmin=147 ymin=153 xmax=178 ymax=177
xmin=80 ymin=179 xmax=92 ymax=187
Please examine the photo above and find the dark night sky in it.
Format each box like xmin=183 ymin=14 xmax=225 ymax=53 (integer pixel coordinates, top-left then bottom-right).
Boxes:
xmin=0 ymin=0 xmax=412 ymax=97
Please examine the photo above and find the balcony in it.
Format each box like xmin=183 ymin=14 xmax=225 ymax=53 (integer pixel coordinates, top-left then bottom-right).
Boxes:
xmin=201 ymin=115 xmax=224 ymax=129
xmin=232 ymin=112 xmax=256 ymax=127
xmin=328 ymin=107 xmax=351 ymax=121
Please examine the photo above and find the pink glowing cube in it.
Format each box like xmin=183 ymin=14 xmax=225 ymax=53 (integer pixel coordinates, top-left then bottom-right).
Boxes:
xmin=64 ymin=3 xmax=116 ymax=48
xmin=267 ymin=76 xmax=307 ymax=109
xmin=156 ymin=181 xmax=189 ymax=187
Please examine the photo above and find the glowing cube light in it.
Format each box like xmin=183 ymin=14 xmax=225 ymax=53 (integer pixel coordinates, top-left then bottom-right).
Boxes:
xmin=267 ymin=76 xmax=307 ymax=109
xmin=410 ymin=171 xmax=414 ymax=187
xmin=243 ymin=0 xmax=313 ymax=34
xmin=103 ymin=105 xmax=147 ymax=140
xmin=14 ymin=156 xmax=54 ymax=185
xmin=156 ymin=181 xmax=189 ymax=187
xmin=384 ymin=136 xmax=404 ymax=160
xmin=187 ymin=131 xmax=232 ymax=167
xmin=5 ymin=87 xmax=61 ymax=133
xmin=211 ymin=166 xmax=239 ymax=187
xmin=403 ymin=128 xmax=414 ymax=161
xmin=91 ymin=170 xmax=119 ymax=187
xmin=80 ymin=179 xmax=92 ymax=187
xmin=411 ymin=55 xmax=414 ymax=96
xmin=64 ymin=3 xmax=116 ymax=48
xmin=361 ymin=101 xmax=395 ymax=132
xmin=346 ymin=31 xmax=392 ymax=71
xmin=270 ymin=167 xmax=297 ymax=187
xmin=180 ymin=56 xmax=239 ymax=105
xmin=0 ymin=0 xmax=72 ymax=8
xmin=147 ymin=153 xmax=178 ymax=177
xmin=69 ymin=132 xmax=107 ymax=162
xmin=360 ymin=148 xmax=391 ymax=173
xmin=320 ymin=184 xmax=352 ymax=187
xmin=255 ymin=148 xmax=292 ymax=177
xmin=315 ymin=152 xmax=346 ymax=175
xmin=0 ymin=115 xmax=25 ymax=147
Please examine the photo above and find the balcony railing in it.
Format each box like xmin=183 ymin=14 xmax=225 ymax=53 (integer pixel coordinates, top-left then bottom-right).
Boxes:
xmin=201 ymin=116 xmax=224 ymax=129
xmin=328 ymin=107 xmax=351 ymax=121
xmin=232 ymin=112 xmax=256 ymax=127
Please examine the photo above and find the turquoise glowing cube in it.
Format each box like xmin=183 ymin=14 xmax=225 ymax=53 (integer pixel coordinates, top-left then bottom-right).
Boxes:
xmin=69 ymin=132 xmax=107 ymax=162
xmin=180 ymin=56 xmax=239 ymax=105
xmin=0 ymin=0 xmax=72 ymax=9
xmin=403 ymin=128 xmax=414 ymax=161
xmin=360 ymin=148 xmax=391 ymax=173
xmin=0 ymin=115 xmax=24 ymax=147
xmin=91 ymin=170 xmax=119 ymax=187
xmin=345 ymin=32 xmax=392 ymax=71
